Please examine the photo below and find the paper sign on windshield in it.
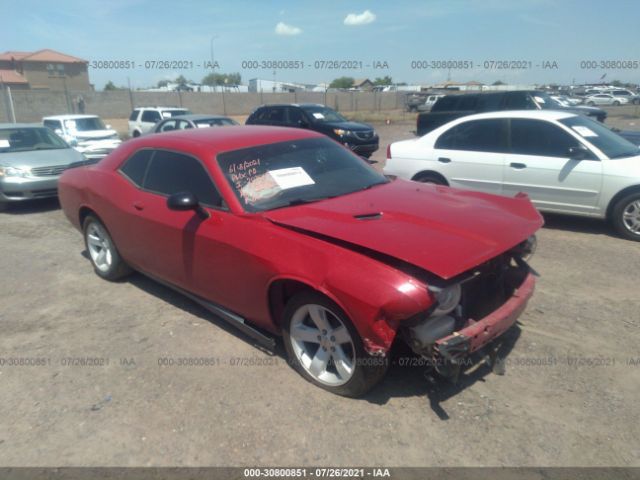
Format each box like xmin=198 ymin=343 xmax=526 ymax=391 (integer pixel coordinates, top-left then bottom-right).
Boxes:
xmin=312 ymin=113 xmax=325 ymax=119
xmin=268 ymin=167 xmax=315 ymax=190
xmin=0 ymin=139 xmax=10 ymax=148
xmin=572 ymin=126 xmax=598 ymax=137
xmin=534 ymin=96 xmax=545 ymax=104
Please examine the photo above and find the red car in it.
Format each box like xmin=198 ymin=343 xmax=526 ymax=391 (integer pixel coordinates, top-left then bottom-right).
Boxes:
xmin=59 ymin=126 xmax=542 ymax=397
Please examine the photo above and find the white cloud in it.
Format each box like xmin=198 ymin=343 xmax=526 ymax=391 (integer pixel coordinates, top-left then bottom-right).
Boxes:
xmin=343 ymin=10 xmax=376 ymax=26
xmin=275 ymin=22 xmax=302 ymax=36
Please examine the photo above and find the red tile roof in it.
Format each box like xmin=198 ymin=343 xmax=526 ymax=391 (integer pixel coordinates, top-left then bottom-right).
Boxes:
xmin=0 ymin=49 xmax=87 ymax=63
xmin=0 ymin=69 xmax=29 ymax=84
xmin=0 ymin=51 xmax=32 ymax=61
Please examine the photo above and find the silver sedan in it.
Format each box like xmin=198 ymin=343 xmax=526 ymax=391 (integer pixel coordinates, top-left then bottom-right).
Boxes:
xmin=0 ymin=124 xmax=85 ymax=210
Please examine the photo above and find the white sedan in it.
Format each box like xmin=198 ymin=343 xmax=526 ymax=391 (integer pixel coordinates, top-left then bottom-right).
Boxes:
xmin=584 ymin=93 xmax=629 ymax=106
xmin=384 ymin=110 xmax=640 ymax=241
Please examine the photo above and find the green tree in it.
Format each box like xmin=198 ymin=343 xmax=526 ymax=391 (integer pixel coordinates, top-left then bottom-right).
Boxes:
xmin=157 ymin=79 xmax=170 ymax=88
xmin=202 ymin=72 xmax=242 ymax=86
xmin=104 ymin=81 xmax=117 ymax=91
xmin=329 ymin=77 xmax=354 ymax=89
xmin=373 ymin=76 xmax=393 ymax=86
xmin=492 ymin=80 xmax=505 ymax=86
xmin=611 ymin=80 xmax=623 ymax=87
xmin=175 ymin=75 xmax=190 ymax=87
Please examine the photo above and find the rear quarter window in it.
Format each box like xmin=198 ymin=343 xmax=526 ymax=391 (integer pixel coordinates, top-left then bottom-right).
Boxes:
xmin=120 ymin=149 xmax=153 ymax=186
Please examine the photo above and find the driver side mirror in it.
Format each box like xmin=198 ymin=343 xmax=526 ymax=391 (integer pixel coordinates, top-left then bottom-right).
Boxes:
xmin=167 ymin=192 xmax=209 ymax=218
xmin=568 ymin=145 xmax=590 ymax=160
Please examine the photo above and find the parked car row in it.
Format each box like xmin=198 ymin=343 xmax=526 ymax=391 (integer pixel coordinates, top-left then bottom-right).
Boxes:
xmin=2 ymin=101 xmax=639 ymax=397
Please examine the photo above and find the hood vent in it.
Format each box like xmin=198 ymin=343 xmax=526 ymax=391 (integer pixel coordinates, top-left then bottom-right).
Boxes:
xmin=354 ymin=212 xmax=383 ymax=221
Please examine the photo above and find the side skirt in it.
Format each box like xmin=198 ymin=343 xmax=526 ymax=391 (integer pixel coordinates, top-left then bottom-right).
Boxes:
xmin=141 ymin=272 xmax=277 ymax=350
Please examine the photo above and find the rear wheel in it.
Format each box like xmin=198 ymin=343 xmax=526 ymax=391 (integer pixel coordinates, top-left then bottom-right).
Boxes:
xmin=83 ymin=215 xmax=133 ymax=280
xmin=282 ymin=291 xmax=388 ymax=397
xmin=413 ymin=172 xmax=447 ymax=186
xmin=611 ymin=192 xmax=640 ymax=241
xmin=613 ymin=100 xmax=621 ymax=106
xmin=132 ymin=130 xmax=140 ymax=138
xmin=587 ymin=101 xmax=595 ymax=106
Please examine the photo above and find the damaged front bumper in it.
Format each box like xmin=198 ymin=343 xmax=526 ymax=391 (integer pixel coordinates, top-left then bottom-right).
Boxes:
xmin=435 ymin=272 xmax=535 ymax=363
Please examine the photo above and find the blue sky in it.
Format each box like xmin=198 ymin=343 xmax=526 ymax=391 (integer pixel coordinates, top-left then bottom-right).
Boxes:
xmin=2 ymin=0 xmax=639 ymax=89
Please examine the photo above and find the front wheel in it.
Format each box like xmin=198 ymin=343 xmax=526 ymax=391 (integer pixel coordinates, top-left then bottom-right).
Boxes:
xmin=613 ymin=101 xmax=621 ymax=106
xmin=414 ymin=172 xmax=447 ymax=185
xmin=282 ymin=291 xmax=388 ymax=397
xmin=611 ymin=193 xmax=640 ymax=241
xmin=83 ymin=215 xmax=133 ymax=280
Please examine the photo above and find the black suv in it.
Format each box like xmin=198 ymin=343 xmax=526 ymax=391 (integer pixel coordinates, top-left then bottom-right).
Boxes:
xmin=416 ymin=90 xmax=608 ymax=136
xmin=246 ymin=104 xmax=379 ymax=158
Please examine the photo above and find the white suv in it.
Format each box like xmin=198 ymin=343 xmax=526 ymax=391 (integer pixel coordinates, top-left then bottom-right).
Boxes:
xmin=42 ymin=114 xmax=121 ymax=160
xmin=128 ymin=107 xmax=191 ymax=137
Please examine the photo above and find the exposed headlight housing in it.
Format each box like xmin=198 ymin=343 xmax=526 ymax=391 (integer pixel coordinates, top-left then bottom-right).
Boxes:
xmin=0 ymin=165 xmax=31 ymax=178
xmin=428 ymin=283 xmax=462 ymax=317
xmin=333 ymin=129 xmax=352 ymax=137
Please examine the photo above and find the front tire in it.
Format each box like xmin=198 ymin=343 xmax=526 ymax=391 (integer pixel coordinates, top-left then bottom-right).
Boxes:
xmin=611 ymin=192 xmax=640 ymax=241
xmin=83 ymin=215 xmax=133 ymax=280
xmin=282 ymin=291 xmax=388 ymax=397
xmin=613 ymin=101 xmax=620 ymax=106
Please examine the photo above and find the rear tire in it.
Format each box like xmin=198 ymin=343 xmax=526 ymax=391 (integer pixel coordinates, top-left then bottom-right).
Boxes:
xmin=132 ymin=130 xmax=140 ymax=138
xmin=282 ymin=291 xmax=388 ymax=397
xmin=83 ymin=215 xmax=133 ymax=280
xmin=413 ymin=172 xmax=448 ymax=186
xmin=613 ymin=101 xmax=621 ymax=106
xmin=611 ymin=192 xmax=640 ymax=241
xmin=587 ymin=101 xmax=595 ymax=106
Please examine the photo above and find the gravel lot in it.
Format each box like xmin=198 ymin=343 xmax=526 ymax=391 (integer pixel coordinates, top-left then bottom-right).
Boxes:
xmin=0 ymin=121 xmax=639 ymax=467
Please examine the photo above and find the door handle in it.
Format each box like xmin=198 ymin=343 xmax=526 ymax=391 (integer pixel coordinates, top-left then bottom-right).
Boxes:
xmin=438 ymin=157 xmax=451 ymax=163
xmin=510 ymin=162 xmax=527 ymax=170
xmin=133 ymin=201 xmax=145 ymax=211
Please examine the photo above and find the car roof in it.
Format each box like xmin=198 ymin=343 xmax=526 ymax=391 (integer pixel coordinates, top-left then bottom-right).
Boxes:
xmin=133 ymin=106 xmax=188 ymax=110
xmin=42 ymin=114 xmax=99 ymax=120
xmin=256 ymin=103 xmax=326 ymax=108
xmin=126 ymin=125 xmax=325 ymax=156
xmin=0 ymin=123 xmax=46 ymax=129
xmin=444 ymin=110 xmax=577 ymax=122
xmin=161 ymin=114 xmax=231 ymax=121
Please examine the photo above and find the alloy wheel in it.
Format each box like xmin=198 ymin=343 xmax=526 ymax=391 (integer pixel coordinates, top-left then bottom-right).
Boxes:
xmin=289 ymin=304 xmax=356 ymax=386
xmin=86 ymin=222 xmax=113 ymax=272
xmin=622 ymin=200 xmax=640 ymax=235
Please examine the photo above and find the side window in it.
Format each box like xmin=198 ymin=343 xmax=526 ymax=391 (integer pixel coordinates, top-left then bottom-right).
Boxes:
xmin=266 ymin=107 xmax=284 ymax=123
xmin=120 ymin=149 xmax=154 ymax=186
xmin=504 ymin=93 xmax=535 ymax=110
xmin=177 ymin=120 xmax=193 ymax=130
xmin=477 ymin=94 xmax=503 ymax=112
xmin=431 ymin=96 xmax=458 ymax=112
xmin=159 ymin=120 xmax=177 ymax=132
xmin=43 ymin=120 xmax=62 ymax=131
xmin=287 ymin=107 xmax=304 ymax=125
xmin=143 ymin=150 xmax=222 ymax=207
xmin=510 ymin=119 xmax=580 ymax=157
xmin=129 ymin=110 xmax=139 ymax=121
xmin=141 ymin=110 xmax=161 ymax=123
xmin=435 ymin=119 xmax=507 ymax=152
xmin=457 ymin=95 xmax=478 ymax=111
xmin=254 ymin=108 xmax=269 ymax=121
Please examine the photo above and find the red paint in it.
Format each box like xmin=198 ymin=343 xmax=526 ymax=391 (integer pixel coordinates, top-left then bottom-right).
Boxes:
xmin=59 ymin=126 xmax=542 ymax=355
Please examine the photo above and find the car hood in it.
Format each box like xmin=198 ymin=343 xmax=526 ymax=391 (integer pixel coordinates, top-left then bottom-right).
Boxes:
xmin=264 ymin=179 xmax=543 ymax=280
xmin=317 ymin=121 xmax=374 ymax=131
xmin=73 ymin=129 xmax=118 ymax=140
xmin=0 ymin=148 xmax=83 ymax=167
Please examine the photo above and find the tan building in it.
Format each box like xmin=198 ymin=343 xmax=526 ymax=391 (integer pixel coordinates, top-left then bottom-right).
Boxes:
xmin=353 ymin=78 xmax=374 ymax=91
xmin=0 ymin=49 xmax=91 ymax=91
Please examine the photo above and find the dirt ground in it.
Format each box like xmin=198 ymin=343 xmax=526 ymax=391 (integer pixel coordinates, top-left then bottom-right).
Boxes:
xmin=0 ymin=120 xmax=639 ymax=467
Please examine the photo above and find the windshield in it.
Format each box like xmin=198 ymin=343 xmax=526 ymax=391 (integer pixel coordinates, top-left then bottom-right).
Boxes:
xmin=195 ymin=118 xmax=238 ymax=128
xmin=559 ymin=116 xmax=640 ymax=159
xmin=64 ymin=117 xmax=106 ymax=131
xmin=0 ymin=127 xmax=69 ymax=153
xmin=534 ymin=92 xmax=563 ymax=109
xmin=217 ymin=137 xmax=388 ymax=212
xmin=301 ymin=106 xmax=348 ymax=123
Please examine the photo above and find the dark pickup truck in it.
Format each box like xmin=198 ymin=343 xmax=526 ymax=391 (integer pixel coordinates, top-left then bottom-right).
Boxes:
xmin=416 ymin=90 xmax=608 ymax=136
